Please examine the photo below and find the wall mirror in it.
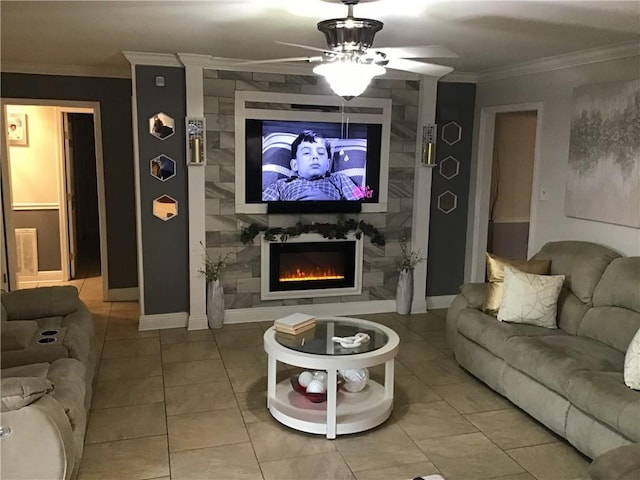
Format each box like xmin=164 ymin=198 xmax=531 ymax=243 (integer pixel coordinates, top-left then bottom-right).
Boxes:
xmin=153 ymin=194 xmax=178 ymax=221
xmin=150 ymin=154 xmax=176 ymax=181
xmin=149 ymin=112 xmax=175 ymax=140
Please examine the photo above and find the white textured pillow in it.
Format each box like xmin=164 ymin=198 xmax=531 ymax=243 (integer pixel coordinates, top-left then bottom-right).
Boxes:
xmin=624 ymin=328 xmax=640 ymax=390
xmin=497 ymin=265 xmax=565 ymax=328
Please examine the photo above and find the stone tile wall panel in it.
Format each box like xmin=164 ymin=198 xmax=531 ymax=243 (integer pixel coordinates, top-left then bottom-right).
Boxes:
xmin=203 ymin=70 xmax=419 ymax=307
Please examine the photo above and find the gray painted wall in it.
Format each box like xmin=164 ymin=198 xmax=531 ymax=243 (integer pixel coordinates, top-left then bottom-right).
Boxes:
xmin=1 ymin=73 xmax=138 ymax=288
xmin=13 ymin=209 xmax=61 ymax=270
xmin=135 ymin=66 xmax=189 ymax=315
xmin=427 ymin=82 xmax=476 ymax=296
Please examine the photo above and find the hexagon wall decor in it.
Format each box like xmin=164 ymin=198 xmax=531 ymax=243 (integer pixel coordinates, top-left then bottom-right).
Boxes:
xmin=437 ymin=190 xmax=458 ymax=214
xmin=149 ymin=112 xmax=175 ymax=140
xmin=150 ymin=154 xmax=176 ymax=182
xmin=439 ymin=156 xmax=460 ymax=180
xmin=153 ymin=195 xmax=178 ymax=221
xmin=442 ymin=121 xmax=462 ymax=146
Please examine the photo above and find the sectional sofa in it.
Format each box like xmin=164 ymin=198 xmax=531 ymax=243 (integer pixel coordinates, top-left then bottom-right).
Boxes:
xmin=1 ymin=286 xmax=97 ymax=480
xmin=446 ymin=241 xmax=639 ymax=462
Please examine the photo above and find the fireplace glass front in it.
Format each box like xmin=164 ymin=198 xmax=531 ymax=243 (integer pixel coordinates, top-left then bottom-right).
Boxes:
xmin=269 ymin=241 xmax=356 ymax=293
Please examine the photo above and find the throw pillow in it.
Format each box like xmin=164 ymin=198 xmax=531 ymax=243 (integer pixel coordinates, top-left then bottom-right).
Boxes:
xmin=1 ymin=376 xmax=53 ymax=412
xmin=624 ymin=328 xmax=640 ymax=390
xmin=497 ymin=265 xmax=565 ymax=328
xmin=483 ymin=252 xmax=551 ymax=315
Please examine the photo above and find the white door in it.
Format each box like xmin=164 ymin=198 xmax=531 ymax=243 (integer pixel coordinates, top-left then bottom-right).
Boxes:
xmin=62 ymin=112 xmax=77 ymax=279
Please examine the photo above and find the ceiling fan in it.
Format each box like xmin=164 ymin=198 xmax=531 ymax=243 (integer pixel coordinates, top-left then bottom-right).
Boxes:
xmin=237 ymin=0 xmax=457 ymax=98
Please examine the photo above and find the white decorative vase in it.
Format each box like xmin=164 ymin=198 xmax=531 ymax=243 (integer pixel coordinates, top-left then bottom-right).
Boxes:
xmin=396 ymin=268 xmax=413 ymax=315
xmin=206 ymin=279 xmax=225 ymax=329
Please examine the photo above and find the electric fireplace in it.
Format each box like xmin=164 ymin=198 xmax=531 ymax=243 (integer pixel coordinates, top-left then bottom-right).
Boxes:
xmin=261 ymin=234 xmax=363 ymax=300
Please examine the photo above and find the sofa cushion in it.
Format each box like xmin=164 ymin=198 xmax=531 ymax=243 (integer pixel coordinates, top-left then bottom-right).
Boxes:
xmin=1 ymin=320 xmax=38 ymax=351
xmin=1 ymin=376 xmax=54 ymax=411
xmin=497 ymin=266 xmax=564 ymax=328
xmin=2 ymin=286 xmax=80 ymax=320
xmin=483 ymin=253 xmax=551 ymax=315
xmin=457 ymin=308 xmax=567 ymax=360
xmin=578 ymin=257 xmax=640 ymax=354
xmin=566 ymin=371 xmax=640 ymax=442
xmin=504 ymin=335 xmax=625 ymax=397
xmin=532 ymin=241 xmax=620 ymax=304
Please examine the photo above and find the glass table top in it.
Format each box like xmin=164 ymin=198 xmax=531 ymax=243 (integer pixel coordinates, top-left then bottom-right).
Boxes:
xmin=273 ymin=318 xmax=389 ymax=355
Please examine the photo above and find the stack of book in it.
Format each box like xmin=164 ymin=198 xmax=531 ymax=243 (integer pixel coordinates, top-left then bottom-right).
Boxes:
xmin=274 ymin=313 xmax=316 ymax=335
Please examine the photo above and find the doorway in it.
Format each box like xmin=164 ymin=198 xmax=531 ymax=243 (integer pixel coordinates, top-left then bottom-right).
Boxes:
xmin=468 ymin=103 xmax=544 ymax=282
xmin=487 ymin=111 xmax=537 ymax=260
xmin=1 ymin=99 xmax=107 ymax=295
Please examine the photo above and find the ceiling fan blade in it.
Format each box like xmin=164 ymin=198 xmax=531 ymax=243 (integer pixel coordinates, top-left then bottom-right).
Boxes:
xmin=385 ymin=58 xmax=454 ymax=77
xmin=275 ymin=41 xmax=335 ymax=55
xmin=234 ymin=56 xmax=323 ymax=66
xmin=375 ymin=45 xmax=458 ymax=59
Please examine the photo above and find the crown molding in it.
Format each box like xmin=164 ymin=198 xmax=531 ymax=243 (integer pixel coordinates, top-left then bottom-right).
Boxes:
xmin=0 ymin=61 xmax=131 ymax=79
xmin=5 ymin=40 xmax=636 ymax=84
xmin=440 ymin=71 xmax=478 ymax=83
xmin=176 ymin=53 xmax=215 ymax=68
xmin=122 ymin=51 xmax=181 ymax=67
xmin=477 ymin=40 xmax=640 ymax=83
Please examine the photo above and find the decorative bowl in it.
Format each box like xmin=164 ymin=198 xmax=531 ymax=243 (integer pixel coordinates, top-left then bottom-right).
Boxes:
xmin=290 ymin=375 xmax=342 ymax=403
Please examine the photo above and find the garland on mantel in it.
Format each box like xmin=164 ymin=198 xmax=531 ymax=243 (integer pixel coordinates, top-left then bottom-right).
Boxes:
xmin=240 ymin=219 xmax=386 ymax=247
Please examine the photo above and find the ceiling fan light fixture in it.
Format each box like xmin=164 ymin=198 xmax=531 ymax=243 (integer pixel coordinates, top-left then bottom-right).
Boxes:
xmin=313 ymin=60 xmax=385 ymax=99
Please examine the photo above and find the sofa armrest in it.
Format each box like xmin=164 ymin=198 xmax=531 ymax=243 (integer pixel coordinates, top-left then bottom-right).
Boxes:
xmin=445 ymin=283 xmax=488 ymax=352
xmin=1 ymin=320 xmax=38 ymax=351
xmin=460 ymin=283 xmax=488 ymax=310
xmin=0 ymin=394 xmax=76 ymax=480
xmin=1 ymin=286 xmax=80 ymax=321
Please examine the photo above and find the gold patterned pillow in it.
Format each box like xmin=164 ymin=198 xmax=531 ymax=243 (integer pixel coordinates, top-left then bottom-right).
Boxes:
xmin=483 ymin=252 xmax=551 ymax=315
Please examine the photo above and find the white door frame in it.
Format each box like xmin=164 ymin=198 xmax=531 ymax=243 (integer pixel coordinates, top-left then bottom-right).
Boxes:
xmin=467 ymin=102 xmax=544 ymax=283
xmin=1 ymin=98 xmax=108 ymax=298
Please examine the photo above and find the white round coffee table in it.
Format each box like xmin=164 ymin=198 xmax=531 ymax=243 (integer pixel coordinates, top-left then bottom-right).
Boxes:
xmin=263 ymin=316 xmax=400 ymax=439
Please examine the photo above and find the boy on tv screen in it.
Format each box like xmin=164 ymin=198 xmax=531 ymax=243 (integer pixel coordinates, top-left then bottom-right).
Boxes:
xmin=262 ymin=130 xmax=365 ymax=201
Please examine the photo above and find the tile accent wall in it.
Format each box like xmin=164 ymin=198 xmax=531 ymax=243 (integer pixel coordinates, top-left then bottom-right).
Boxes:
xmin=203 ymin=70 xmax=420 ymax=309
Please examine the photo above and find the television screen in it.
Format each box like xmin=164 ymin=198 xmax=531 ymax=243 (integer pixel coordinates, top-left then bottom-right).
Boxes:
xmin=245 ymin=119 xmax=382 ymax=212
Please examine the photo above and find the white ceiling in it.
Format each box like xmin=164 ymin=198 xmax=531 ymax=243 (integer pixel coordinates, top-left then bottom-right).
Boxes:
xmin=1 ymin=0 xmax=639 ymax=78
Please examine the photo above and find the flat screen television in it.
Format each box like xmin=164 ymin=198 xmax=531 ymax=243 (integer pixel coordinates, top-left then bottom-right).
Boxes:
xmin=244 ymin=119 xmax=382 ymax=213
xmin=234 ymin=91 xmax=391 ymax=214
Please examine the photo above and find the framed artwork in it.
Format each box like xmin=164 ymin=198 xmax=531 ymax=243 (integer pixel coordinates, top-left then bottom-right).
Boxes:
xmin=565 ymin=79 xmax=640 ymax=228
xmin=7 ymin=112 xmax=28 ymax=146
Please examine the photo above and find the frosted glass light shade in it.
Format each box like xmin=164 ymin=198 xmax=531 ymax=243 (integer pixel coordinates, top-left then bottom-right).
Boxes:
xmin=314 ymin=61 xmax=385 ymax=98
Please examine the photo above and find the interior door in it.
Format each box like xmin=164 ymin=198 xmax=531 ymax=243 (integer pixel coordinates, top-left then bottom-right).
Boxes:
xmin=63 ymin=112 xmax=77 ymax=279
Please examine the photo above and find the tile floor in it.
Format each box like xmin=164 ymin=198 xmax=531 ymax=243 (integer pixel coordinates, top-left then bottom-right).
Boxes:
xmin=52 ymin=275 xmax=592 ymax=479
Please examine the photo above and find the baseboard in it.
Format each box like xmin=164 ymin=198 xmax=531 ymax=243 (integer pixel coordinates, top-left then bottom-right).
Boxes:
xmin=224 ymin=300 xmax=397 ymax=324
xmin=187 ymin=314 xmax=209 ymax=331
xmin=17 ymin=270 xmax=63 ymax=285
xmin=139 ymin=312 xmax=188 ymax=330
xmin=105 ymin=287 xmax=139 ymax=302
xmin=427 ymin=295 xmax=456 ymax=310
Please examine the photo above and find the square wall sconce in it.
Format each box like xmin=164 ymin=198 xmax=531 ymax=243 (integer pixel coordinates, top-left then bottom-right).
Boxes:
xmin=421 ymin=124 xmax=437 ymax=167
xmin=186 ymin=117 xmax=206 ymax=165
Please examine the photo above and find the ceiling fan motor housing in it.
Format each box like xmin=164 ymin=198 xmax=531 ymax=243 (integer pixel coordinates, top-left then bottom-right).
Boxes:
xmin=317 ymin=17 xmax=383 ymax=54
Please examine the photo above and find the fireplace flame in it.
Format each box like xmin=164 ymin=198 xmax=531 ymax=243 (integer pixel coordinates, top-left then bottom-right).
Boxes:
xmin=280 ymin=267 xmax=345 ymax=282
